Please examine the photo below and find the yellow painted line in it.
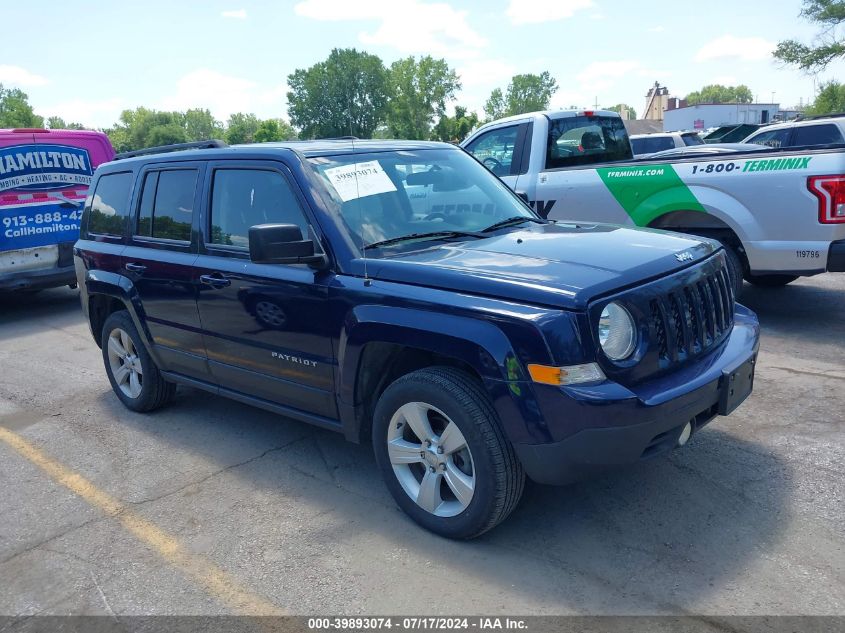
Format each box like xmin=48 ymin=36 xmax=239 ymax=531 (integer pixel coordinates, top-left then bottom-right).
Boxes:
xmin=0 ymin=426 xmax=285 ymax=616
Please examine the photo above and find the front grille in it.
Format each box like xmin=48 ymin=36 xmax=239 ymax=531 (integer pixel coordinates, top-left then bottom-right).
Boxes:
xmin=649 ymin=265 xmax=734 ymax=363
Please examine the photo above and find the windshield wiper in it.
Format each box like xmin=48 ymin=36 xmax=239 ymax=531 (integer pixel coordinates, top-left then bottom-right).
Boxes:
xmin=364 ymin=230 xmax=486 ymax=250
xmin=481 ymin=216 xmax=546 ymax=233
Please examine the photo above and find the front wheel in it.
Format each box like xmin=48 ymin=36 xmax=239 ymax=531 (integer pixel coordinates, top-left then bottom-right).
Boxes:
xmin=372 ymin=367 xmax=525 ymax=539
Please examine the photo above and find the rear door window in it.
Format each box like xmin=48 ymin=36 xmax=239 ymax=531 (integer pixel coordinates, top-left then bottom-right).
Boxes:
xmin=745 ymin=128 xmax=791 ymax=148
xmin=87 ymin=172 xmax=133 ymax=236
xmin=135 ymin=169 xmax=198 ymax=242
xmin=464 ymin=125 xmax=520 ymax=176
xmin=792 ymin=124 xmax=844 ymax=146
xmin=682 ymin=133 xmax=704 ymax=146
xmin=545 ymin=116 xmax=631 ymax=169
xmin=631 ymin=136 xmax=674 ymax=155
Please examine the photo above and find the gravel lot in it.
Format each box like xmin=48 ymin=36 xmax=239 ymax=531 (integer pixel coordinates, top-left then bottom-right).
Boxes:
xmin=0 ymin=276 xmax=843 ymax=616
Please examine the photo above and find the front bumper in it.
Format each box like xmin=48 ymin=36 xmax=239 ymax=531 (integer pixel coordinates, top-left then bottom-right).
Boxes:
xmin=513 ymin=305 xmax=760 ymax=485
xmin=828 ymin=239 xmax=845 ymax=272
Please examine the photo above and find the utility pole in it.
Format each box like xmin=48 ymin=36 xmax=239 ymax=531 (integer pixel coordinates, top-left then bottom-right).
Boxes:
xmin=594 ymin=96 xmax=599 ymax=110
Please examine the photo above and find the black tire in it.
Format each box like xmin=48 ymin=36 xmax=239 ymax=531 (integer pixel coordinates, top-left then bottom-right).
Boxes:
xmin=745 ymin=273 xmax=798 ymax=288
xmin=372 ymin=367 xmax=525 ymax=539
xmin=717 ymin=240 xmax=744 ymax=298
xmin=101 ymin=310 xmax=175 ymax=412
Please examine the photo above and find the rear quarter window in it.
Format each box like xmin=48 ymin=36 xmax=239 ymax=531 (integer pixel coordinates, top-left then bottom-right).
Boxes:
xmin=87 ymin=172 xmax=133 ymax=236
xmin=791 ymin=124 xmax=844 ymax=146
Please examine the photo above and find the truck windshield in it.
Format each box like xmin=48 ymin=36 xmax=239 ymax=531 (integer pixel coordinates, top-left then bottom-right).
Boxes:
xmin=545 ymin=115 xmax=631 ymax=169
xmin=308 ymin=149 xmax=537 ymax=250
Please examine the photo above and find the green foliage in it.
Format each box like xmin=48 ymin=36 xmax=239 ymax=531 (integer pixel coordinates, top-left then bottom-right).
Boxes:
xmin=46 ymin=116 xmax=86 ymax=130
xmin=253 ymin=118 xmax=298 ymax=143
xmin=387 ymin=56 xmax=461 ymax=140
xmin=483 ymin=72 xmax=558 ymax=121
xmin=431 ymin=106 xmax=480 ymax=143
xmin=807 ymin=80 xmax=845 ymax=115
xmin=0 ymin=84 xmax=44 ymax=128
xmin=224 ymin=113 xmax=261 ymax=144
xmin=685 ymin=84 xmax=754 ymax=105
xmin=287 ymin=48 xmax=390 ymax=139
xmin=483 ymin=88 xmax=506 ymax=121
xmin=607 ymin=104 xmax=637 ymax=120
xmin=183 ymin=108 xmax=224 ymax=141
xmin=775 ymin=0 xmax=845 ymax=71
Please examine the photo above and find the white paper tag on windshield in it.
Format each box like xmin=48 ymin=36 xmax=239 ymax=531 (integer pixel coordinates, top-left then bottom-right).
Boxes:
xmin=323 ymin=160 xmax=397 ymax=202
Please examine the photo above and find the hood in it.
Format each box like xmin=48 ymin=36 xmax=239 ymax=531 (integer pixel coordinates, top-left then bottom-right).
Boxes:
xmin=365 ymin=223 xmax=718 ymax=310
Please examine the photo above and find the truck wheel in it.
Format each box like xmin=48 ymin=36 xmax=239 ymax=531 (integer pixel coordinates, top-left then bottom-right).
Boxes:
xmin=718 ymin=241 xmax=744 ymax=298
xmin=745 ymin=273 xmax=798 ymax=288
xmin=101 ymin=311 xmax=175 ymax=412
xmin=372 ymin=367 xmax=525 ymax=539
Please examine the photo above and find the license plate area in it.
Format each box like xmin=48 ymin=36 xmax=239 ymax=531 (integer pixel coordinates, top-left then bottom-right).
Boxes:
xmin=718 ymin=354 xmax=756 ymax=415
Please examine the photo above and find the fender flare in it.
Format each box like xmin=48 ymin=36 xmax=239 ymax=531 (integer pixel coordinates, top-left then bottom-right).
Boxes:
xmin=336 ymin=305 xmax=546 ymax=444
xmin=84 ymin=270 xmax=162 ymax=364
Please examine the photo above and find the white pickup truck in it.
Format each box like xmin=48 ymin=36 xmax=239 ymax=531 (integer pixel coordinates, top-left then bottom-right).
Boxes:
xmin=459 ymin=110 xmax=845 ymax=293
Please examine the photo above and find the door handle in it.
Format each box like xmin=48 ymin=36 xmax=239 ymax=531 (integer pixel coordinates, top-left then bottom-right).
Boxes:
xmin=125 ymin=262 xmax=146 ymax=273
xmin=199 ymin=273 xmax=231 ymax=288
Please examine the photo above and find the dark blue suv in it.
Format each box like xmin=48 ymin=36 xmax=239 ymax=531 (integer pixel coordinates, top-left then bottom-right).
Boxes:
xmin=75 ymin=139 xmax=760 ymax=538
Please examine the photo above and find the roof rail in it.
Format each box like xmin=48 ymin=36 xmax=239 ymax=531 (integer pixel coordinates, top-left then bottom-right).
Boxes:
xmin=319 ymin=136 xmax=359 ymax=140
xmin=796 ymin=112 xmax=845 ymax=121
xmin=114 ymin=139 xmax=227 ymax=160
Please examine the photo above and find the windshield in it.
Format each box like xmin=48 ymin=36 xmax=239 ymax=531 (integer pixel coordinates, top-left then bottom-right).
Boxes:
xmin=308 ymin=149 xmax=536 ymax=251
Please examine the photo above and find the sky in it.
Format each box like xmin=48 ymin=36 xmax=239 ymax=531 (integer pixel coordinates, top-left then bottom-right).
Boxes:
xmin=1 ymin=0 xmax=842 ymax=129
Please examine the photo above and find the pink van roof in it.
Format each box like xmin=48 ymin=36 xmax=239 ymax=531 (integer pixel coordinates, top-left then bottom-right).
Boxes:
xmin=0 ymin=128 xmax=115 ymax=166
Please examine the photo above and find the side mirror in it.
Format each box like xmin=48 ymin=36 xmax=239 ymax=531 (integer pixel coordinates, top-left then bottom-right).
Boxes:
xmin=248 ymin=223 xmax=327 ymax=268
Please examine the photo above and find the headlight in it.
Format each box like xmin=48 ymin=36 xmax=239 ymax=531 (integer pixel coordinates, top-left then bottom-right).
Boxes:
xmin=598 ymin=302 xmax=637 ymax=360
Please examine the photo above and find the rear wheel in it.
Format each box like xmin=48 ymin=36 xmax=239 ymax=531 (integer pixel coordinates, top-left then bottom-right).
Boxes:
xmin=101 ymin=311 xmax=175 ymax=412
xmin=372 ymin=367 xmax=524 ymax=539
xmin=745 ymin=273 xmax=798 ymax=288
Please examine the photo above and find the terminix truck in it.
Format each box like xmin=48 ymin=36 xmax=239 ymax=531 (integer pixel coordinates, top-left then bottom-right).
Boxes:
xmin=0 ymin=128 xmax=115 ymax=292
xmin=460 ymin=110 xmax=845 ymax=294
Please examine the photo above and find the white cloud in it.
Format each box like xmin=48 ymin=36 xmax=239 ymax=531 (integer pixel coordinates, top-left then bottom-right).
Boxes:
xmin=711 ymin=75 xmax=738 ymax=85
xmin=221 ymin=8 xmax=247 ymax=19
xmin=159 ymin=69 xmax=286 ymax=121
xmin=457 ymin=59 xmax=517 ymax=88
xmin=294 ymin=0 xmax=486 ymax=58
xmin=648 ymin=25 xmax=665 ymax=33
xmin=0 ymin=65 xmax=48 ymax=87
xmin=505 ymin=0 xmax=593 ymax=25
xmin=36 ymin=97 xmax=125 ymax=128
xmin=694 ymin=35 xmax=774 ymax=62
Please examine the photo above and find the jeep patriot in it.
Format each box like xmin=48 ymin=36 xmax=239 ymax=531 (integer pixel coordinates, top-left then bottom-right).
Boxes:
xmin=75 ymin=139 xmax=760 ymax=538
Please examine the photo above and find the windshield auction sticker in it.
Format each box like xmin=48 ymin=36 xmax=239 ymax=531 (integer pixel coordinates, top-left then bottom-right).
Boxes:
xmin=323 ymin=160 xmax=397 ymax=202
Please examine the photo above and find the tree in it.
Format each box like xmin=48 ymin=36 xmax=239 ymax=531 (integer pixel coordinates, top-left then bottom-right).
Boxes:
xmin=224 ymin=113 xmax=261 ymax=144
xmin=607 ymin=104 xmax=637 ymax=120
xmin=387 ymin=56 xmax=460 ymax=140
xmin=775 ymin=0 xmax=845 ymax=71
xmin=253 ymin=118 xmax=298 ymax=142
xmin=807 ymin=80 xmax=845 ymax=115
xmin=46 ymin=116 xmax=86 ymax=130
xmin=0 ymin=84 xmax=44 ymax=128
xmin=483 ymin=72 xmax=558 ymax=121
xmin=483 ymin=88 xmax=506 ymax=121
xmin=183 ymin=108 xmax=224 ymax=141
xmin=104 ymin=107 xmax=189 ymax=152
xmin=685 ymin=84 xmax=754 ymax=105
xmin=431 ymin=106 xmax=480 ymax=143
xmin=287 ymin=48 xmax=390 ymax=139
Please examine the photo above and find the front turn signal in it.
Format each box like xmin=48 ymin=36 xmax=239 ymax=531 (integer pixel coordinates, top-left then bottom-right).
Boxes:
xmin=527 ymin=362 xmax=606 ymax=386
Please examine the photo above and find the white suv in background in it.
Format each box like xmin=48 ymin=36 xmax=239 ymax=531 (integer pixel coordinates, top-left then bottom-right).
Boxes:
xmin=743 ymin=115 xmax=845 ymax=148
xmin=630 ymin=131 xmax=704 ymax=156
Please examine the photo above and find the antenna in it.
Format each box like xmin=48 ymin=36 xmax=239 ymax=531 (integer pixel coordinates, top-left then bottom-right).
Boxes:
xmin=351 ymin=136 xmax=371 ymax=286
